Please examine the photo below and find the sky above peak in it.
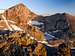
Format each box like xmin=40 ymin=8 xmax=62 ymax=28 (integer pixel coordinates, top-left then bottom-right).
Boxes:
xmin=0 ymin=0 xmax=75 ymax=16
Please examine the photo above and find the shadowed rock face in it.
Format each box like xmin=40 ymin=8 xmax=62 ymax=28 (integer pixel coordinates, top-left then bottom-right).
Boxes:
xmin=34 ymin=13 xmax=75 ymax=34
xmin=33 ymin=13 xmax=69 ymax=33
xmin=32 ymin=13 xmax=70 ymax=39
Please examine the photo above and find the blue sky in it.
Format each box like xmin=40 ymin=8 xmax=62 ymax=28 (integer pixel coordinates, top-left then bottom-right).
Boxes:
xmin=0 ymin=0 xmax=75 ymax=16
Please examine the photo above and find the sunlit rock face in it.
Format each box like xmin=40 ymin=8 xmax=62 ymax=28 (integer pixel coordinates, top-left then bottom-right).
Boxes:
xmin=0 ymin=3 xmax=38 ymax=31
xmin=64 ymin=13 xmax=75 ymax=33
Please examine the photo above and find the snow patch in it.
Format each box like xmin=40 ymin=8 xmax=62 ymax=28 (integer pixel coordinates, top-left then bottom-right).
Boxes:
xmin=2 ymin=15 xmax=13 ymax=31
xmin=0 ymin=20 xmax=16 ymax=23
xmin=3 ymin=28 xmax=8 ymax=30
xmin=0 ymin=10 xmax=5 ymax=13
xmin=8 ymin=20 xmax=16 ymax=23
xmin=11 ymin=24 xmax=23 ymax=31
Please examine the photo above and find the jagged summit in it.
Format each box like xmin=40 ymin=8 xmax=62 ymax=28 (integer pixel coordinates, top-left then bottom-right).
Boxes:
xmin=0 ymin=3 xmax=37 ymax=31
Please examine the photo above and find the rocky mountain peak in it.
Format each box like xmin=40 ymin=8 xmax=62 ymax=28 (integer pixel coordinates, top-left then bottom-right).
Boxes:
xmin=0 ymin=3 xmax=38 ymax=31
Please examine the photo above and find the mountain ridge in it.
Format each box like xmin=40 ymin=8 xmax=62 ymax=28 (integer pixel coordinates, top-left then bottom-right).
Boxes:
xmin=0 ymin=3 xmax=75 ymax=33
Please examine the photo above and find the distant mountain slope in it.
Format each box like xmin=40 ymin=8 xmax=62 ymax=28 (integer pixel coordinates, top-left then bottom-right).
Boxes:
xmin=64 ymin=13 xmax=75 ymax=33
xmin=33 ymin=13 xmax=69 ymax=32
